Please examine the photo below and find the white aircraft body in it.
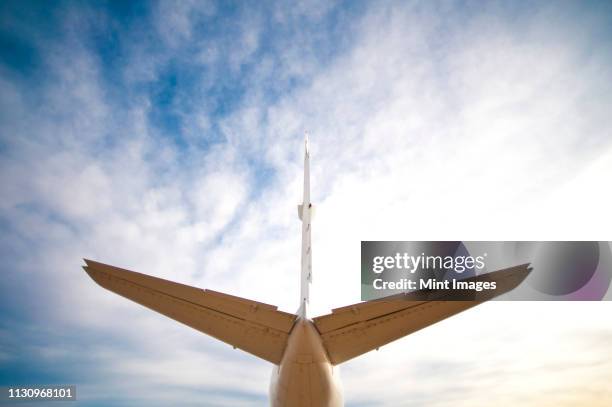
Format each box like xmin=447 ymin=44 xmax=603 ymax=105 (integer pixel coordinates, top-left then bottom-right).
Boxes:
xmin=84 ymin=138 xmax=530 ymax=406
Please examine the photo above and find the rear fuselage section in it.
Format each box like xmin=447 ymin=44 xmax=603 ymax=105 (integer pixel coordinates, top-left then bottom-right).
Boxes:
xmin=269 ymin=318 xmax=343 ymax=407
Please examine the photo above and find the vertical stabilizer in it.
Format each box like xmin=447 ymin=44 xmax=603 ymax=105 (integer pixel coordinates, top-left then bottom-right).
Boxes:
xmin=298 ymin=135 xmax=312 ymax=318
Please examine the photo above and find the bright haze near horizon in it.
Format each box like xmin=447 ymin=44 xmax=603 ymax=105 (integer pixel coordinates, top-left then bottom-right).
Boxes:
xmin=1 ymin=1 xmax=611 ymax=406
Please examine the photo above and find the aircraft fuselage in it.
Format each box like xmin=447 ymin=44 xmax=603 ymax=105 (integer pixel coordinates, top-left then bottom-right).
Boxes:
xmin=269 ymin=318 xmax=343 ymax=407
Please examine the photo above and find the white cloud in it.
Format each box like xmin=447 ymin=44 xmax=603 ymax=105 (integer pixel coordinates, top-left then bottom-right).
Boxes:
xmin=154 ymin=0 xmax=217 ymax=48
xmin=1 ymin=1 xmax=611 ymax=406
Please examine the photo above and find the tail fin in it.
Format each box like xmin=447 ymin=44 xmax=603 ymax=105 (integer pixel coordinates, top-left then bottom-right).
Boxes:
xmin=298 ymin=135 xmax=312 ymax=318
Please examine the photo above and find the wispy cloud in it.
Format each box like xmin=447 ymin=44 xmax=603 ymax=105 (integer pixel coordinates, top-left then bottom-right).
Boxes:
xmin=1 ymin=0 xmax=611 ymax=406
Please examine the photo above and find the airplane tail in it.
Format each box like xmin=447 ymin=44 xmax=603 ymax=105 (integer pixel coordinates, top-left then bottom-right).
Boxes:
xmin=83 ymin=137 xmax=534 ymax=368
xmin=298 ymin=135 xmax=312 ymax=318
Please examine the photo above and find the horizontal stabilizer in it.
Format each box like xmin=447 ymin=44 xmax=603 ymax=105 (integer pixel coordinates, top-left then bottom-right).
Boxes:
xmin=83 ymin=259 xmax=297 ymax=364
xmin=313 ymin=264 xmax=531 ymax=365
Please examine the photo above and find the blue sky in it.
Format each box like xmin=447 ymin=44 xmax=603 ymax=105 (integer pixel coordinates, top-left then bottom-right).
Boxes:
xmin=1 ymin=1 xmax=612 ymax=406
